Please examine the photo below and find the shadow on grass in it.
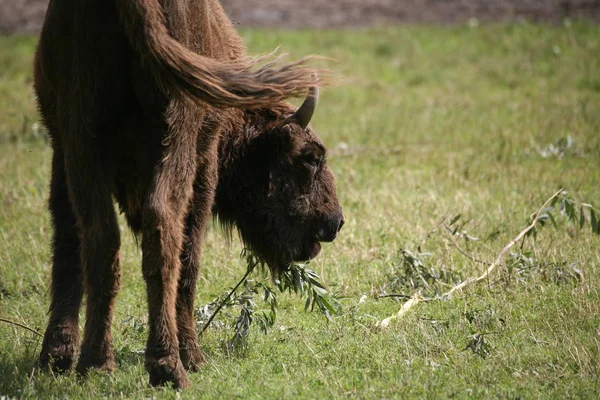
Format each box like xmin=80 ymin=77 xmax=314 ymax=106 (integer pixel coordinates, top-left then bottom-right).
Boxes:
xmin=0 ymin=338 xmax=151 ymax=397
xmin=114 ymin=346 xmax=145 ymax=368
xmin=0 ymin=336 xmax=41 ymax=396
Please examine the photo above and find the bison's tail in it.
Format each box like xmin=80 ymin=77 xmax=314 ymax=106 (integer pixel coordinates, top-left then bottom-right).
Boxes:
xmin=116 ymin=0 xmax=322 ymax=108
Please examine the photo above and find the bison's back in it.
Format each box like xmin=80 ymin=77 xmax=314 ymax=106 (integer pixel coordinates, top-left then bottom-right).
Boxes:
xmin=170 ymin=0 xmax=247 ymax=61
xmin=35 ymin=0 xmax=248 ymax=134
xmin=35 ymin=1 xmax=134 ymax=136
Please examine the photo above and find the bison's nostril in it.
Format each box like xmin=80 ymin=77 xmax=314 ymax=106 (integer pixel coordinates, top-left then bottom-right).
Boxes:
xmin=337 ymin=218 xmax=345 ymax=233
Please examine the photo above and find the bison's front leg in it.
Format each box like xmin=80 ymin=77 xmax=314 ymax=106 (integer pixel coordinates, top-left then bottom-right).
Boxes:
xmin=176 ymin=214 xmax=207 ymax=372
xmin=141 ymin=110 xmax=201 ymax=389
xmin=176 ymin=148 xmax=219 ymax=371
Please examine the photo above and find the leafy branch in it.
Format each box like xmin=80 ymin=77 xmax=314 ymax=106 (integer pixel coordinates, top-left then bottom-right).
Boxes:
xmin=377 ymin=188 xmax=598 ymax=328
xmin=526 ymin=190 xmax=600 ymax=241
xmin=199 ymin=251 xmax=340 ymax=354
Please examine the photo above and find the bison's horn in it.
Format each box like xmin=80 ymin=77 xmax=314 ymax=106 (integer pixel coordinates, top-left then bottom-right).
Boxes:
xmin=292 ymin=78 xmax=319 ymax=130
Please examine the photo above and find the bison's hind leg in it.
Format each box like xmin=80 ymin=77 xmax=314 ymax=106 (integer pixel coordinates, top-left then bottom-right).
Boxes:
xmin=38 ymin=134 xmax=84 ymax=374
xmin=55 ymin=121 xmax=122 ymax=376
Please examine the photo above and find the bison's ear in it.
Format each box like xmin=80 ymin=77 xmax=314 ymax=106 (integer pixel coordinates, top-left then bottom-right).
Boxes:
xmin=265 ymin=123 xmax=298 ymax=155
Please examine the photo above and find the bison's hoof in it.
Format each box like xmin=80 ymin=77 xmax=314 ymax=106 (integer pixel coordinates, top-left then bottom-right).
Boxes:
xmin=146 ymin=354 xmax=190 ymax=389
xmin=179 ymin=342 xmax=206 ymax=372
xmin=75 ymin=353 xmax=116 ymax=376
xmin=39 ymin=326 xmax=79 ymax=373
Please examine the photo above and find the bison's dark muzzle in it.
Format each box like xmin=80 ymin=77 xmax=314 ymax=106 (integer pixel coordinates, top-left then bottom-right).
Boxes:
xmin=315 ymin=208 xmax=344 ymax=243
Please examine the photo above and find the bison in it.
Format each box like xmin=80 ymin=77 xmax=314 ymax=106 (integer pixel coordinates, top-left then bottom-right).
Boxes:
xmin=35 ymin=0 xmax=343 ymax=389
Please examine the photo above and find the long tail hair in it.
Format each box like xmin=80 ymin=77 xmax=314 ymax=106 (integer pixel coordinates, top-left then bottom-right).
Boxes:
xmin=116 ymin=0 xmax=323 ymax=109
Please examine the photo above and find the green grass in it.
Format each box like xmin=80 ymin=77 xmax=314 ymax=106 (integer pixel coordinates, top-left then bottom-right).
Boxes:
xmin=1 ymin=22 xmax=600 ymax=398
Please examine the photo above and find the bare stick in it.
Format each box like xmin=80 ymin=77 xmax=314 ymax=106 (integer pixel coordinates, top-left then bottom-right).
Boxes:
xmin=377 ymin=293 xmax=428 ymax=328
xmin=376 ymin=294 xmax=418 ymax=300
xmin=376 ymin=189 xmax=564 ymax=328
xmin=416 ymin=217 xmax=446 ymax=251
xmin=0 ymin=317 xmax=43 ymax=338
xmin=441 ymin=189 xmax=562 ymax=299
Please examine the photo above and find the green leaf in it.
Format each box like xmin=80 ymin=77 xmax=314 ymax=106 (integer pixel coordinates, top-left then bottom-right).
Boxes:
xmin=536 ymin=214 xmax=549 ymax=222
xmin=565 ymin=200 xmax=575 ymax=221
xmin=540 ymin=207 xmax=554 ymax=215
xmin=308 ymin=278 xmax=326 ymax=290
xmin=548 ymin=212 xmax=558 ymax=229
xmin=591 ymin=209 xmax=599 ymax=235
xmin=449 ymin=214 xmax=462 ymax=226
xmin=293 ymin=270 xmax=303 ymax=293
xmin=312 ymin=286 xmax=328 ymax=296
xmin=321 ymin=296 xmax=342 ymax=315
xmin=579 ymin=206 xmax=585 ymax=229
xmin=304 ymin=295 xmax=312 ymax=312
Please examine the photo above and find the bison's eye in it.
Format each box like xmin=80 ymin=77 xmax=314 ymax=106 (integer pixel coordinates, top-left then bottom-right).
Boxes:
xmin=300 ymin=154 xmax=323 ymax=174
xmin=307 ymin=154 xmax=323 ymax=167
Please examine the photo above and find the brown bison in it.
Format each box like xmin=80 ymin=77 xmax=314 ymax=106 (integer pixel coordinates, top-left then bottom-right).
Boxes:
xmin=35 ymin=0 xmax=343 ymax=389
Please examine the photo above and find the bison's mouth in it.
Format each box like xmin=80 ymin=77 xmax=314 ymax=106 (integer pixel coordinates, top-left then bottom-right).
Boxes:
xmin=292 ymin=241 xmax=321 ymax=263
xmin=261 ymin=240 xmax=323 ymax=273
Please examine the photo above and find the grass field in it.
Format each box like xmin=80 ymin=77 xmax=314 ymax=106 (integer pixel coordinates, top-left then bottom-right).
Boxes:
xmin=1 ymin=23 xmax=600 ymax=399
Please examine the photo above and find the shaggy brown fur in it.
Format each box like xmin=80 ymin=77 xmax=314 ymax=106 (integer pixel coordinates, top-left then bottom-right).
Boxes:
xmin=36 ymin=0 xmax=342 ymax=389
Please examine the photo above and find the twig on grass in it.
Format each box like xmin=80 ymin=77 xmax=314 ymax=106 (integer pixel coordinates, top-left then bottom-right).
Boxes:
xmin=443 ymin=226 xmax=491 ymax=266
xmin=376 ymin=294 xmax=417 ymax=300
xmin=440 ymin=189 xmax=563 ymax=299
xmin=377 ymin=292 xmax=431 ymax=328
xmin=376 ymin=189 xmax=564 ymax=328
xmin=198 ymin=258 xmax=258 ymax=336
xmin=0 ymin=317 xmax=43 ymax=338
xmin=416 ymin=217 xmax=446 ymax=252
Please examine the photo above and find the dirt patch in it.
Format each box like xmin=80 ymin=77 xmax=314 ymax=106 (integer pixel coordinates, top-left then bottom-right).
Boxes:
xmin=222 ymin=0 xmax=600 ymax=28
xmin=1 ymin=0 xmax=599 ymax=34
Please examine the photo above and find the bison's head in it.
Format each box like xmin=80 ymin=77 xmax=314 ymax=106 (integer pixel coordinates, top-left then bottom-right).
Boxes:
xmin=214 ymin=87 xmax=343 ymax=273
